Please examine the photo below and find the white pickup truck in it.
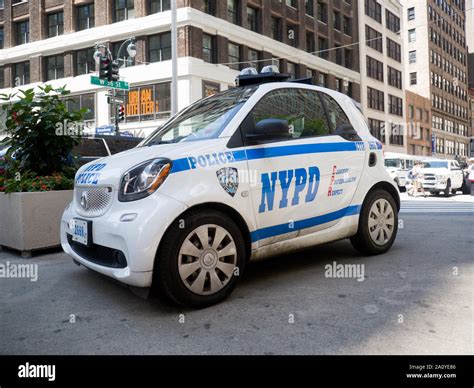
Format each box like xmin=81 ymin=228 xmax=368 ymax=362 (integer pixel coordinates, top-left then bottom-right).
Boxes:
xmin=421 ymin=159 xmax=464 ymax=196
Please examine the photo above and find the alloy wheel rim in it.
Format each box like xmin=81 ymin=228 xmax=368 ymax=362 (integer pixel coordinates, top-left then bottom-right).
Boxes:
xmin=178 ymin=224 xmax=237 ymax=296
xmin=368 ymin=199 xmax=395 ymax=246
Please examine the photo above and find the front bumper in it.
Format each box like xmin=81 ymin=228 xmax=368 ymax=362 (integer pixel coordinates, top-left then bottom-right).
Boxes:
xmin=61 ymin=191 xmax=188 ymax=288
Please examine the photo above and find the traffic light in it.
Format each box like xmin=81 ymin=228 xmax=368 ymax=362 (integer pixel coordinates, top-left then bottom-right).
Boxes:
xmin=109 ymin=60 xmax=120 ymax=82
xmin=99 ymin=56 xmax=111 ymax=80
xmin=117 ymin=105 xmax=125 ymax=122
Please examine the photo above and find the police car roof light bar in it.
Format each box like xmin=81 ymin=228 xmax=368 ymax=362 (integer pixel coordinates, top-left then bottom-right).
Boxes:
xmin=235 ymin=67 xmax=314 ymax=87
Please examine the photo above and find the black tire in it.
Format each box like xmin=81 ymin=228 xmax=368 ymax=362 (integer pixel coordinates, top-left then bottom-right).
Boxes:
xmin=350 ymin=189 xmax=398 ymax=256
xmin=444 ymin=180 xmax=451 ymax=197
xmin=153 ymin=210 xmax=246 ymax=308
xmin=451 ymin=189 xmax=457 ymax=195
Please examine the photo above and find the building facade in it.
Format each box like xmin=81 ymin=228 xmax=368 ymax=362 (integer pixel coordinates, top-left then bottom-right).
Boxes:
xmin=405 ymin=90 xmax=432 ymax=155
xmin=0 ymin=0 xmax=362 ymax=137
xmin=403 ymin=0 xmax=470 ymax=160
xmin=358 ymin=0 xmax=407 ymax=153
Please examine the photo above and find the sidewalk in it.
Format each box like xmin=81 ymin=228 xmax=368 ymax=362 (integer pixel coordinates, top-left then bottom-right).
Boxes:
xmin=400 ymin=192 xmax=474 ymax=203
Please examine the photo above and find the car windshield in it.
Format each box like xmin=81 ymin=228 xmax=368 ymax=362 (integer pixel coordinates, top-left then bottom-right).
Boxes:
xmin=423 ymin=161 xmax=448 ymax=168
xmin=385 ymin=159 xmax=400 ymax=168
xmin=143 ymin=86 xmax=258 ymax=146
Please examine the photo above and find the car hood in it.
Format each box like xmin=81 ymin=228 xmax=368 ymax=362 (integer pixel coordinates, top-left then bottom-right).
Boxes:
xmin=74 ymin=138 xmax=228 ymax=188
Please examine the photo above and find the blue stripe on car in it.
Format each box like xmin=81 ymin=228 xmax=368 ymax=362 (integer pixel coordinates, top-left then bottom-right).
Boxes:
xmin=250 ymin=205 xmax=361 ymax=242
xmin=170 ymin=142 xmax=362 ymax=174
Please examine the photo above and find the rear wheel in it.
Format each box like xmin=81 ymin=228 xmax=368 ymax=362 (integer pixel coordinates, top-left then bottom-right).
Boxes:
xmin=350 ymin=189 xmax=398 ymax=255
xmin=154 ymin=210 xmax=246 ymax=308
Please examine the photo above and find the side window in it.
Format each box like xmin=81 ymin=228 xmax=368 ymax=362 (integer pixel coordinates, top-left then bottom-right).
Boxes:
xmin=244 ymin=88 xmax=331 ymax=144
xmin=319 ymin=92 xmax=350 ymax=131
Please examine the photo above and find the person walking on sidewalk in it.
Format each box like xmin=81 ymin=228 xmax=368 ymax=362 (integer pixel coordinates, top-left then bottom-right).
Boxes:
xmin=412 ymin=161 xmax=426 ymax=198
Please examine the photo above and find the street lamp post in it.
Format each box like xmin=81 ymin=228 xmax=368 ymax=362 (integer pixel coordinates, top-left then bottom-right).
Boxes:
xmin=93 ymin=38 xmax=136 ymax=135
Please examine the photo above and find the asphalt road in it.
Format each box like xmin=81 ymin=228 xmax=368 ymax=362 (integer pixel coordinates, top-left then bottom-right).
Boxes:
xmin=1 ymin=196 xmax=472 ymax=355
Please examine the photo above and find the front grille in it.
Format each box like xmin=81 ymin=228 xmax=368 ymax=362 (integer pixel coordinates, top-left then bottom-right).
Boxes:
xmin=75 ymin=186 xmax=113 ymax=217
xmin=424 ymin=173 xmax=436 ymax=181
xmin=67 ymin=235 xmax=127 ymax=269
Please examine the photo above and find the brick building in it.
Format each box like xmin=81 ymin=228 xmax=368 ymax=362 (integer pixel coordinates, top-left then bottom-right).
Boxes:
xmin=0 ymin=0 xmax=362 ymax=136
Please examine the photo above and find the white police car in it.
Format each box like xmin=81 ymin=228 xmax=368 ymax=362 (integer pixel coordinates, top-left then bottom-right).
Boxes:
xmin=61 ymin=67 xmax=400 ymax=308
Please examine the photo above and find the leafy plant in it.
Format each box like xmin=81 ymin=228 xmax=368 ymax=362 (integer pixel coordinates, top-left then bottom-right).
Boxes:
xmin=0 ymin=85 xmax=87 ymax=177
xmin=0 ymin=171 xmax=74 ymax=193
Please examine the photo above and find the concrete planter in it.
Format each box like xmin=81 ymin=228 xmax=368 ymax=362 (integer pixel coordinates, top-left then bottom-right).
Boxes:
xmin=0 ymin=190 xmax=73 ymax=257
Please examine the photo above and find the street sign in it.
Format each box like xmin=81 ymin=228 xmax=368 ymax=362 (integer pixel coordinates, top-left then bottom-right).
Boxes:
xmin=95 ymin=125 xmax=115 ymax=135
xmin=91 ymin=76 xmax=129 ymax=90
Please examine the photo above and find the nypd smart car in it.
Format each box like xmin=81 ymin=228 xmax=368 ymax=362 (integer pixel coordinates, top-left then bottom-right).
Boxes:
xmin=61 ymin=67 xmax=400 ymax=308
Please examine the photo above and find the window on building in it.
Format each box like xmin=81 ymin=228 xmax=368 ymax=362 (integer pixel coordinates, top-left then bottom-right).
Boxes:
xmin=248 ymin=49 xmax=259 ymax=69
xmin=0 ymin=0 xmax=4 ymax=9
xmin=366 ymin=25 xmax=382 ymax=52
xmin=66 ymin=93 xmax=96 ymax=122
xmin=148 ymin=32 xmax=171 ymax=63
xmin=365 ymin=0 xmax=381 ymax=23
xmin=368 ymin=118 xmax=385 ymax=142
xmin=286 ymin=0 xmax=298 ymax=8
xmin=306 ymin=31 xmax=315 ymax=53
xmin=305 ymin=0 xmax=314 ymax=16
xmin=366 ymin=56 xmax=384 ymax=82
xmin=408 ymin=28 xmax=416 ymax=42
xmin=387 ymin=66 xmax=402 ymax=89
xmin=367 ymin=87 xmax=384 ymax=111
xmin=45 ymin=55 xmax=64 ymax=81
xmin=75 ymin=48 xmax=96 ymax=75
xmin=333 ymin=11 xmax=341 ymax=30
xmin=344 ymin=49 xmax=352 ymax=69
xmin=318 ymin=73 xmax=327 ymax=87
xmin=287 ymin=24 xmax=298 ymax=47
xmin=247 ymin=6 xmax=258 ymax=32
xmin=203 ymin=0 xmax=216 ymax=15
xmin=120 ymin=83 xmax=171 ymax=123
xmin=387 ymin=38 xmax=401 ymax=62
xmin=149 ymin=0 xmax=170 ymax=13
xmin=389 ymin=123 xmax=404 ymax=145
xmin=114 ymin=0 xmax=134 ymax=22
xmin=76 ymin=4 xmax=95 ymax=31
xmin=317 ymin=2 xmax=327 ymax=23
xmin=202 ymin=34 xmax=215 ymax=63
xmin=410 ymin=72 xmax=417 ymax=85
xmin=385 ymin=10 xmax=400 ymax=33
xmin=228 ymin=42 xmax=240 ymax=70
xmin=15 ymin=20 xmax=29 ymax=45
xmin=409 ymin=50 xmax=417 ymax=63
xmin=228 ymin=0 xmax=239 ymax=24
xmin=407 ymin=7 xmax=415 ymax=21
xmin=13 ymin=61 xmax=30 ymax=86
xmin=388 ymin=95 xmax=403 ymax=116
xmin=47 ymin=12 xmax=64 ymax=38
xmin=112 ymin=41 xmax=136 ymax=67
xmin=335 ymin=45 xmax=343 ymax=65
xmin=343 ymin=16 xmax=351 ymax=35
xmin=271 ymin=17 xmax=282 ymax=40
xmin=0 ymin=28 xmax=3 ymax=49
xmin=318 ymin=37 xmax=328 ymax=59
xmin=287 ymin=62 xmax=297 ymax=80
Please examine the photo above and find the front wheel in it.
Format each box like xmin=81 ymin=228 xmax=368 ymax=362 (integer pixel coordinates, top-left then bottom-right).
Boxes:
xmin=350 ymin=189 xmax=398 ymax=255
xmin=154 ymin=210 xmax=246 ymax=308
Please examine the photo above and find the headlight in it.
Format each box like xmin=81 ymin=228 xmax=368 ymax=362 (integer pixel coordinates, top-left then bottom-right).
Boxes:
xmin=119 ymin=159 xmax=172 ymax=202
xmin=435 ymin=174 xmax=445 ymax=180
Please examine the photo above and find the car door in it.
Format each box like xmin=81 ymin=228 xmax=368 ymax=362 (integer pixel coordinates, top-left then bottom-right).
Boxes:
xmin=241 ymin=87 xmax=366 ymax=247
xmin=451 ymin=161 xmax=463 ymax=187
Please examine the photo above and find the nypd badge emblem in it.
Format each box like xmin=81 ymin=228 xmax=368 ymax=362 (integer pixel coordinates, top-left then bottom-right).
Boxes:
xmin=216 ymin=167 xmax=239 ymax=197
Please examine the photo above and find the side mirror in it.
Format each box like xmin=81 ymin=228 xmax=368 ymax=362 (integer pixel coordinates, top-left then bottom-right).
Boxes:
xmin=245 ymin=118 xmax=292 ymax=143
xmin=335 ymin=123 xmax=361 ymax=142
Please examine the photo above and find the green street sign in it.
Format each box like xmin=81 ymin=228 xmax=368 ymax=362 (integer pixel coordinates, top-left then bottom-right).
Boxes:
xmin=90 ymin=76 xmax=130 ymax=90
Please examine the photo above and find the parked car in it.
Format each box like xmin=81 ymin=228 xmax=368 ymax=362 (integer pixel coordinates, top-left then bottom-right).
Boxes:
xmin=421 ymin=159 xmax=464 ymax=196
xmin=72 ymin=135 xmax=143 ymax=167
xmin=61 ymin=67 xmax=400 ymax=308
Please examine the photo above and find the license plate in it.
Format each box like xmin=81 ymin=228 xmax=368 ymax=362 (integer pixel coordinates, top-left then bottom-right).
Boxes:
xmin=70 ymin=218 xmax=92 ymax=246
